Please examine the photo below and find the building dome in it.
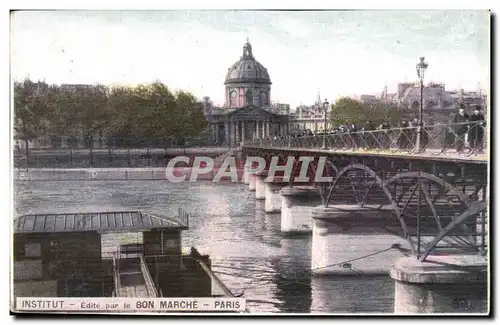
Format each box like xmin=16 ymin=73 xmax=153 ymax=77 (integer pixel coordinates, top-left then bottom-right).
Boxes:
xmin=401 ymin=83 xmax=456 ymax=110
xmin=224 ymin=40 xmax=271 ymax=85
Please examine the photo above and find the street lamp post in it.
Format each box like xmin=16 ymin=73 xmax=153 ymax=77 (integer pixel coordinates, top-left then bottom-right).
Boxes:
xmin=322 ymin=99 xmax=330 ymax=150
xmin=416 ymin=57 xmax=428 ymax=152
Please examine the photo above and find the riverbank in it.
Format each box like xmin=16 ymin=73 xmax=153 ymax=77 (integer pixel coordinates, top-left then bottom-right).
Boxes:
xmin=14 ymin=147 xmax=232 ymax=169
xmin=13 ymin=167 xmax=245 ymax=182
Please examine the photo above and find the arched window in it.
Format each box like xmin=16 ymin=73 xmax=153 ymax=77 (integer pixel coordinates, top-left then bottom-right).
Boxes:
xmin=230 ymin=90 xmax=237 ymax=107
xmin=261 ymin=91 xmax=268 ymax=106
xmin=246 ymin=90 xmax=253 ymax=106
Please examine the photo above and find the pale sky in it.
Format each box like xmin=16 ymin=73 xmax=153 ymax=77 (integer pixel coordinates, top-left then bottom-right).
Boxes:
xmin=11 ymin=10 xmax=490 ymax=108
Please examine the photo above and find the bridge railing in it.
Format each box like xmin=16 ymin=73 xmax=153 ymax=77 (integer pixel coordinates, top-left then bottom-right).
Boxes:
xmin=243 ymin=121 xmax=487 ymax=157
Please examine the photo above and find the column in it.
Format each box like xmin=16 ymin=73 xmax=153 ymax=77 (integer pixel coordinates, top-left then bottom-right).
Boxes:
xmin=255 ymin=122 xmax=260 ymax=139
xmin=311 ymin=205 xmax=411 ymax=275
xmin=241 ymin=121 xmax=244 ymax=142
xmin=266 ymin=120 xmax=270 ymax=138
xmin=280 ymin=186 xmax=322 ymax=234
xmin=261 ymin=121 xmax=266 ymax=139
xmin=235 ymin=121 xmax=240 ymax=145
xmin=225 ymin=121 xmax=229 ymax=146
xmin=231 ymin=121 xmax=236 ymax=146
xmin=390 ymin=255 xmax=487 ymax=314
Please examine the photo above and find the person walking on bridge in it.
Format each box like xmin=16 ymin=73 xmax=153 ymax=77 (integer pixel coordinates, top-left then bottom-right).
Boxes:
xmin=468 ymin=106 xmax=485 ymax=152
xmin=398 ymin=120 xmax=410 ymax=150
xmin=452 ymin=105 xmax=470 ymax=152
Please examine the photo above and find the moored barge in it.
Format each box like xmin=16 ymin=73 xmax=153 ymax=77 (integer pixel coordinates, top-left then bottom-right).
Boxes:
xmin=13 ymin=209 xmax=238 ymax=300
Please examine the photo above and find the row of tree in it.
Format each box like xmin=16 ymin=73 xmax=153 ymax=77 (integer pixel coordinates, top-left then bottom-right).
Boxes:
xmin=14 ymin=79 xmax=208 ymax=146
xmin=329 ymin=97 xmax=408 ymax=127
xmin=14 ymin=78 xmax=409 ymax=148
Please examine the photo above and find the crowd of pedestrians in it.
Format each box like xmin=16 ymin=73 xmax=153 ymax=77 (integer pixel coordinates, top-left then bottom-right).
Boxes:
xmin=446 ymin=104 xmax=486 ymax=152
xmin=265 ymin=104 xmax=485 ymax=153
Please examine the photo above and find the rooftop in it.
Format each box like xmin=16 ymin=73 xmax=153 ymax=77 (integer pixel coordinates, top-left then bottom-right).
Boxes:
xmin=13 ymin=210 xmax=188 ymax=234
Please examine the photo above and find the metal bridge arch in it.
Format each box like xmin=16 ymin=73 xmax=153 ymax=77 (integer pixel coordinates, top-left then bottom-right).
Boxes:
xmin=325 ymin=163 xmax=395 ymax=207
xmin=323 ymin=163 xmax=487 ymax=260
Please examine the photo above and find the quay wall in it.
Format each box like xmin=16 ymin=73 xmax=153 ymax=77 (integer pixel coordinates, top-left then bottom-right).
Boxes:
xmin=13 ymin=167 xmax=248 ymax=182
xmin=14 ymin=147 xmax=231 ymax=169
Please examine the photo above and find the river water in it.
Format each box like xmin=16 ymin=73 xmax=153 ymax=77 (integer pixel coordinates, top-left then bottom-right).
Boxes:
xmin=14 ymin=180 xmax=394 ymax=314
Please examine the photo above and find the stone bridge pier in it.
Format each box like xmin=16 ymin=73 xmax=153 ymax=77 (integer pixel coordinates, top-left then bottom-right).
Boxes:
xmin=390 ymin=255 xmax=488 ymax=314
xmin=311 ymin=205 xmax=411 ymax=276
xmin=253 ymin=171 xmax=269 ymax=200
xmin=280 ymin=186 xmax=322 ymax=234
xmin=248 ymin=174 xmax=256 ymax=191
xmin=264 ymin=177 xmax=287 ymax=213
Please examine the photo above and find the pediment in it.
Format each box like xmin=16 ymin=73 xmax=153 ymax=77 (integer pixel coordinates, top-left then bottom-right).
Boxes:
xmin=228 ymin=105 xmax=276 ymax=119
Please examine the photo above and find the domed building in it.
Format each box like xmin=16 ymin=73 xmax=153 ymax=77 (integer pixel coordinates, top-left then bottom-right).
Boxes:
xmin=203 ymin=39 xmax=289 ymax=147
xmin=396 ymin=82 xmax=457 ymax=124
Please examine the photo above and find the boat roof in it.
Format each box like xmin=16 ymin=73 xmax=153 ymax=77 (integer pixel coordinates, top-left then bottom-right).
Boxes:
xmin=13 ymin=211 xmax=188 ymax=234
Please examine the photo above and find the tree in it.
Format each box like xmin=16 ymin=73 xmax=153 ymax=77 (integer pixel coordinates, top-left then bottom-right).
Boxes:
xmin=14 ymin=79 xmax=51 ymax=155
xmin=174 ymin=90 xmax=207 ymax=137
xmin=13 ymin=78 xmax=209 ymax=149
xmin=329 ymin=97 xmax=367 ymax=126
xmin=329 ymin=97 xmax=406 ymax=128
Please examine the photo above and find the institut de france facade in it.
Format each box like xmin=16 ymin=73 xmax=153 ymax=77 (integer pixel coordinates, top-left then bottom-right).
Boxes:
xmin=203 ymin=40 xmax=289 ymax=147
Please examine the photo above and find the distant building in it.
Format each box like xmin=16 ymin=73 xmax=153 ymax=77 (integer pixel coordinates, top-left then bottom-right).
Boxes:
xmin=289 ymin=92 xmax=328 ymax=132
xmin=358 ymin=94 xmax=378 ymax=103
xmin=271 ymin=102 xmax=291 ymax=115
xmin=386 ymin=82 xmax=460 ymax=124
xmin=448 ymin=89 xmax=487 ymax=111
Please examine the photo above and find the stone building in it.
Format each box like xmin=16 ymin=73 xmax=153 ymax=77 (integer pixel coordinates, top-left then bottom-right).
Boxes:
xmin=387 ymin=82 xmax=458 ymax=124
xmin=203 ymin=40 xmax=289 ymax=147
xmin=271 ymin=103 xmax=291 ymax=115
xmin=448 ymin=89 xmax=487 ymax=112
xmin=289 ymin=92 xmax=328 ymax=133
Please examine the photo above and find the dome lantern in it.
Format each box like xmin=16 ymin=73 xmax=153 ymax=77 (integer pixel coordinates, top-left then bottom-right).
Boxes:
xmin=242 ymin=37 xmax=253 ymax=59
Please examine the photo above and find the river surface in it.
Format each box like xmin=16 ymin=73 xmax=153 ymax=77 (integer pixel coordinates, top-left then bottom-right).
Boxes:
xmin=14 ymin=180 xmax=394 ymax=314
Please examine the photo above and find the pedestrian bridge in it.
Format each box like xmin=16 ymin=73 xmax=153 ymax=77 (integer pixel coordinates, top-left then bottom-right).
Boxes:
xmin=240 ymin=121 xmax=488 ymax=267
xmin=242 ymin=121 xmax=487 ymax=163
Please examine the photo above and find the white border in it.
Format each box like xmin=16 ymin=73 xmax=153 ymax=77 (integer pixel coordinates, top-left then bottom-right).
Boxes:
xmin=2 ymin=1 xmax=498 ymax=324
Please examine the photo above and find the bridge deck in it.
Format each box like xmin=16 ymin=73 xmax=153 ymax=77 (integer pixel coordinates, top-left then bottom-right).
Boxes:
xmin=243 ymin=146 xmax=487 ymax=164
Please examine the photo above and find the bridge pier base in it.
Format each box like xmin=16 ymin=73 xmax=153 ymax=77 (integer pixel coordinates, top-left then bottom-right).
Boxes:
xmin=248 ymin=174 xmax=256 ymax=191
xmin=243 ymin=166 xmax=250 ymax=185
xmin=280 ymin=186 xmax=321 ymax=234
xmin=255 ymin=173 xmax=266 ymax=200
xmin=311 ymin=205 xmax=410 ymax=276
xmin=265 ymin=182 xmax=283 ymax=213
xmin=390 ymin=255 xmax=488 ymax=314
